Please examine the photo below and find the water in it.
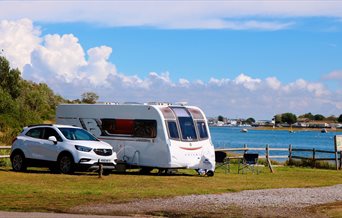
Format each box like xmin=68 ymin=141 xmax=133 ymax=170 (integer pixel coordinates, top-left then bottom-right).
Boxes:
xmin=210 ymin=127 xmax=341 ymax=160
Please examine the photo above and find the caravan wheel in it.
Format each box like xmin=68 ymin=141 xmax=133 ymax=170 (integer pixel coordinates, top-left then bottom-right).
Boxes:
xmin=206 ymin=170 xmax=214 ymax=177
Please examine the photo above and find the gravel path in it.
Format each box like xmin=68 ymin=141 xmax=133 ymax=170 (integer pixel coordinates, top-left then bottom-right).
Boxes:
xmin=0 ymin=211 xmax=130 ymax=218
xmin=71 ymin=184 xmax=342 ymax=217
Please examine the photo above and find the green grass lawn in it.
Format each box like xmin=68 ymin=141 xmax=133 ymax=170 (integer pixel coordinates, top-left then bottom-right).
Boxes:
xmin=0 ymin=165 xmax=341 ymax=214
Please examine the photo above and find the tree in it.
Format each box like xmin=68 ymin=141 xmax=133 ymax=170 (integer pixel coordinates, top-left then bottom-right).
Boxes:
xmin=281 ymin=113 xmax=297 ymax=125
xmin=274 ymin=114 xmax=282 ymax=124
xmin=313 ymin=114 xmax=325 ymax=121
xmin=217 ymin=115 xmax=224 ymax=122
xmin=338 ymin=114 xmax=342 ymax=123
xmin=326 ymin=115 xmax=337 ymax=122
xmin=81 ymin=92 xmax=99 ymax=104
xmin=0 ymin=56 xmax=65 ymax=144
xmin=245 ymin=117 xmax=255 ymax=124
xmin=299 ymin=112 xmax=314 ymax=120
xmin=0 ymin=56 xmax=21 ymax=99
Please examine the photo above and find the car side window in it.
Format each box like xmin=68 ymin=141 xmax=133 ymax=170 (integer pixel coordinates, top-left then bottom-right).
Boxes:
xmin=43 ymin=128 xmax=63 ymax=142
xmin=26 ymin=128 xmax=44 ymax=139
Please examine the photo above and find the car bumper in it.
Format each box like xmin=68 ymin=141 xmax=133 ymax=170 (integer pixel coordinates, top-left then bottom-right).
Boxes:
xmin=76 ymin=162 xmax=116 ymax=171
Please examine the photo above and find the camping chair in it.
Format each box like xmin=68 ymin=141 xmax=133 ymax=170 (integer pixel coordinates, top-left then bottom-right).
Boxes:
xmin=215 ymin=151 xmax=230 ymax=173
xmin=238 ymin=153 xmax=260 ymax=174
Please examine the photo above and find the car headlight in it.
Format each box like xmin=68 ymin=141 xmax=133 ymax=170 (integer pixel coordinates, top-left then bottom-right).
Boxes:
xmin=75 ymin=145 xmax=92 ymax=152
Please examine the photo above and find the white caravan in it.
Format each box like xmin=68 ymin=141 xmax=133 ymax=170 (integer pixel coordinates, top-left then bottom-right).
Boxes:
xmin=56 ymin=103 xmax=215 ymax=176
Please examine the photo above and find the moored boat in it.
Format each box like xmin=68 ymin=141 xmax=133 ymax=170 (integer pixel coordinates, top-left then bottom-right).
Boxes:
xmin=241 ymin=128 xmax=248 ymax=133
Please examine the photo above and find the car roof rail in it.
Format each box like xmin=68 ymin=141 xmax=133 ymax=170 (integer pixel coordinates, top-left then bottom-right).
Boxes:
xmin=27 ymin=124 xmax=54 ymax=128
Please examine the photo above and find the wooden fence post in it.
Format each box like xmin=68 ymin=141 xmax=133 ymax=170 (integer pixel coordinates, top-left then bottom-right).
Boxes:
xmin=98 ymin=160 xmax=103 ymax=178
xmin=266 ymin=144 xmax=274 ymax=173
xmin=339 ymin=151 xmax=342 ymax=170
xmin=335 ymin=136 xmax=340 ymax=171
xmin=244 ymin=144 xmax=248 ymax=154
xmin=335 ymin=147 xmax=339 ymax=171
xmin=288 ymin=144 xmax=292 ymax=164
xmin=312 ymin=148 xmax=316 ymax=168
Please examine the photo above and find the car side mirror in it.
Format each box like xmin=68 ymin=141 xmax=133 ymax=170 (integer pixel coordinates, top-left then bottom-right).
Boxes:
xmin=48 ymin=136 xmax=58 ymax=144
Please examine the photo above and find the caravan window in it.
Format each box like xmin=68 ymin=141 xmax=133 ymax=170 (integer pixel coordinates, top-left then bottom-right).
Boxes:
xmin=197 ymin=121 xmax=208 ymax=139
xmin=134 ymin=120 xmax=157 ymax=138
xmin=102 ymin=119 xmax=134 ymax=135
xmin=188 ymin=108 xmax=204 ymax=120
xmin=167 ymin=121 xmax=179 ymax=139
xmin=101 ymin=119 xmax=157 ymax=138
xmin=179 ymin=117 xmax=197 ymax=141
xmin=161 ymin=107 xmax=176 ymax=119
xmin=171 ymin=107 xmax=198 ymax=141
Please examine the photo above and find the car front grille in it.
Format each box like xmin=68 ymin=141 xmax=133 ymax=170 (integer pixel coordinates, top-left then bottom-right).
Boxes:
xmin=93 ymin=149 xmax=113 ymax=156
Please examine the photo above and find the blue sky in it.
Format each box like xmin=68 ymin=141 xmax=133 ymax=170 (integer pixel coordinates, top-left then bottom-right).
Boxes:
xmin=0 ymin=1 xmax=341 ymax=119
xmin=40 ymin=21 xmax=342 ymax=84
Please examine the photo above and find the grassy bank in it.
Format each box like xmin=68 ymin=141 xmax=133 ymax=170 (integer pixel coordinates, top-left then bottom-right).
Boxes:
xmin=0 ymin=166 xmax=341 ymax=214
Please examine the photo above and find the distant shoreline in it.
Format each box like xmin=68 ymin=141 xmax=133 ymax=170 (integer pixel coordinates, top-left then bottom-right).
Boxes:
xmin=210 ymin=126 xmax=342 ymax=132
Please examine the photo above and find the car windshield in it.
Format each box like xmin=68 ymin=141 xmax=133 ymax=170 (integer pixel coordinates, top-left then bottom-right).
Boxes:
xmin=58 ymin=128 xmax=99 ymax=141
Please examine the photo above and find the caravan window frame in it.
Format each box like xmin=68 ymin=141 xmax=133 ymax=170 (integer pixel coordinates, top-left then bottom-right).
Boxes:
xmin=169 ymin=107 xmax=199 ymax=142
xmin=195 ymin=120 xmax=209 ymax=140
xmin=100 ymin=118 xmax=157 ymax=139
xmin=166 ymin=120 xmax=181 ymax=141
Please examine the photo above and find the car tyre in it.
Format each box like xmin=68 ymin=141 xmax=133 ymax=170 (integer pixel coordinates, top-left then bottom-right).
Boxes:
xmin=11 ymin=152 xmax=27 ymax=172
xmin=58 ymin=153 xmax=75 ymax=174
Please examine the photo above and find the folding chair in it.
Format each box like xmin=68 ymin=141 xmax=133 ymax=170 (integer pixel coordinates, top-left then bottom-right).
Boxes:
xmin=215 ymin=151 xmax=230 ymax=173
xmin=238 ymin=153 xmax=260 ymax=174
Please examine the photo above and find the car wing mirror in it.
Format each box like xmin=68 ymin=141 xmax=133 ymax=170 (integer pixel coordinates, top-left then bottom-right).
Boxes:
xmin=48 ymin=136 xmax=58 ymax=144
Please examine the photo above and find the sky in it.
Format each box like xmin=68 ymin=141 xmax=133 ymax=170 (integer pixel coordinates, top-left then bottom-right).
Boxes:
xmin=0 ymin=1 xmax=342 ymax=119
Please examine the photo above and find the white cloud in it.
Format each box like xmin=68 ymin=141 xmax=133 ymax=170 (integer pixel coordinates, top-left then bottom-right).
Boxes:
xmin=208 ymin=77 xmax=230 ymax=86
xmin=147 ymin=72 xmax=175 ymax=87
xmin=163 ymin=19 xmax=294 ymax=30
xmin=0 ymin=19 xmax=41 ymax=69
xmin=283 ymin=79 xmax=329 ymax=97
xmin=179 ymin=78 xmax=190 ymax=87
xmin=1 ymin=2 xmax=342 ymax=30
xmin=24 ymin=34 xmax=87 ymax=83
xmin=234 ymin=73 xmax=261 ymax=91
xmin=82 ymin=46 xmax=116 ymax=85
xmin=1 ymin=19 xmax=341 ymax=119
xmin=265 ymin=77 xmax=281 ymax=90
xmin=323 ymin=70 xmax=342 ymax=81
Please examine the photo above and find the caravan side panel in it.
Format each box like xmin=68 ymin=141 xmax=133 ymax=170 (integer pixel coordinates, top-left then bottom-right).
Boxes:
xmin=56 ymin=104 xmax=171 ymax=168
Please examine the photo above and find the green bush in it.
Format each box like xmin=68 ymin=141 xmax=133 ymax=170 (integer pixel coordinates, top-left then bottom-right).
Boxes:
xmin=0 ymin=56 xmax=65 ymax=144
xmin=286 ymin=159 xmax=335 ymax=170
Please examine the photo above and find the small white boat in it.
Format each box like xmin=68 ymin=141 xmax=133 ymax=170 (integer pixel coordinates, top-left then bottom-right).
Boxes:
xmin=241 ymin=128 xmax=248 ymax=133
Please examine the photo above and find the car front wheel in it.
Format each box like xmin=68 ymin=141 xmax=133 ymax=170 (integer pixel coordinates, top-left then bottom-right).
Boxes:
xmin=58 ymin=154 xmax=75 ymax=174
xmin=11 ymin=152 xmax=27 ymax=172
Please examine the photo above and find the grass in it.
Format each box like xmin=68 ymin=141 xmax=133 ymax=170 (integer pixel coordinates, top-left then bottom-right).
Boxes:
xmin=0 ymin=165 xmax=341 ymax=216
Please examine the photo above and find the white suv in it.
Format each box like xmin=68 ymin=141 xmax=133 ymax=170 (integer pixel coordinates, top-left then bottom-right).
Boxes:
xmin=10 ymin=124 xmax=117 ymax=174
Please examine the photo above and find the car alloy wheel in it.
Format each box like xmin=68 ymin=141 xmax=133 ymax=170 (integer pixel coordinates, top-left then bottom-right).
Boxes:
xmin=59 ymin=154 xmax=74 ymax=174
xmin=12 ymin=153 xmax=26 ymax=171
